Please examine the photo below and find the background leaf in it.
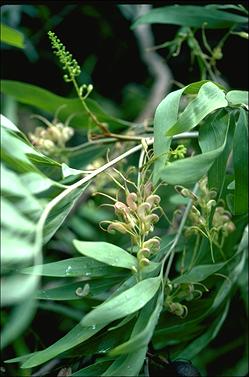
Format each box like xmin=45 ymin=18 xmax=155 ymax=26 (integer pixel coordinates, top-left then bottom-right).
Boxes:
xmin=131 ymin=5 xmax=248 ymax=29
xmin=0 ymin=23 xmax=24 ymax=49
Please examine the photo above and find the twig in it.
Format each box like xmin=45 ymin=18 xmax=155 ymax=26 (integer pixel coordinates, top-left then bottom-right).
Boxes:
xmin=163 ymin=183 xmax=199 ymax=280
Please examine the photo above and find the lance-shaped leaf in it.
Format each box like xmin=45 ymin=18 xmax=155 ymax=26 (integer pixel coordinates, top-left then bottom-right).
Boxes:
xmin=109 ymin=291 xmax=164 ymax=356
xmin=1 ymin=80 xmax=130 ymax=130
xmin=102 ymin=346 xmax=148 ymax=376
xmin=0 ymin=23 xmax=24 ymax=49
xmin=73 ymin=240 xmax=138 ymax=270
xmin=199 ymin=109 xmax=234 ymax=192
xmin=166 ymin=82 xmax=228 ymax=136
xmin=172 ymin=262 xmax=227 ymax=284
xmin=22 ymin=257 xmax=127 ymax=278
xmin=131 ymin=5 xmax=248 ymax=29
xmin=233 ymin=109 xmax=248 ymax=214
xmin=81 ymin=277 xmax=161 ymax=327
xmin=20 ymin=323 xmax=106 ymax=369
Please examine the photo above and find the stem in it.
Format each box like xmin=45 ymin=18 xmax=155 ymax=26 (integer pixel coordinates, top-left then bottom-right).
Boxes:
xmin=61 ymin=132 xmax=199 ymax=155
xmin=163 ymin=183 xmax=199 ymax=280
xmin=71 ymin=77 xmax=109 ymax=134
xmin=189 ymin=233 xmax=200 ymax=270
xmin=35 ymin=141 xmax=150 ymax=248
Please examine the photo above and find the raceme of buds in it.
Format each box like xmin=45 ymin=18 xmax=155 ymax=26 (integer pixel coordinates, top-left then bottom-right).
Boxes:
xmin=29 ymin=120 xmax=74 ymax=156
xmin=103 ymin=179 xmax=161 ymax=269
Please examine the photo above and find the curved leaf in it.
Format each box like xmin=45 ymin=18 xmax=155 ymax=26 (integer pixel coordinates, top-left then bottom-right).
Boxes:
xmin=73 ymin=240 xmax=138 ymax=270
xmin=0 ymin=23 xmax=24 ymax=49
xmin=233 ymin=109 xmax=248 ymax=214
xmin=109 ymin=291 xmax=163 ymax=356
xmin=166 ymin=82 xmax=228 ymax=136
xmin=132 ymin=5 xmax=248 ymax=29
xmin=226 ymin=90 xmax=249 ymax=106
xmin=1 ymin=80 xmax=129 ymax=130
xmin=81 ymin=277 xmax=161 ymax=327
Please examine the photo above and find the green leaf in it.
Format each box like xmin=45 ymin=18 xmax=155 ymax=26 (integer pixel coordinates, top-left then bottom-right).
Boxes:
xmin=166 ymin=82 xmax=228 ymax=136
xmin=81 ymin=277 xmax=161 ymax=327
xmin=109 ymin=291 xmax=163 ymax=356
xmin=36 ymin=278 xmax=121 ymax=301
xmin=153 ymin=86 xmax=185 ymax=183
xmin=172 ymin=262 xmax=227 ymax=284
xmin=1 ymin=80 xmax=129 ymax=130
xmin=153 ymin=80 xmax=227 ymax=185
xmin=102 ymin=346 xmax=147 ymax=376
xmin=0 ymin=23 xmax=24 ymax=49
xmin=22 ymin=257 xmax=127 ymax=278
xmin=21 ymin=323 xmax=106 ymax=369
xmin=233 ymin=109 xmax=248 ymax=214
xmin=199 ymin=109 xmax=233 ymax=192
xmin=131 ymin=5 xmax=248 ymax=29
xmin=226 ymin=90 xmax=249 ymax=106
xmin=73 ymin=241 xmax=138 ymax=270
xmin=71 ymin=360 xmax=112 ymax=376
xmin=176 ymin=301 xmax=230 ymax=359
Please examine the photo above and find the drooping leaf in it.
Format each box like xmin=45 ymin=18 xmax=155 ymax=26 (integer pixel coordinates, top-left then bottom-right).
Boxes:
xmin=0 ymin=23 xmax=24 ymax=49
xmin=153 ymin=80 xmax=227 ymax=185
xmin=199 ymin=109 xmax=234 ymax=192
xmin=166 ymin=82 xmax=228 ymax=136
xmin=226 ymin=90 xmax=249 ymax=106
xmin=81 ymin=277 xmax=161 ymax=327
xmin=1 ymin=80 xmax=130 ymax=130
xmin=131 ymin=5 xmax=248 ymax=29
xmin=233 ymin=109 xmax=248 ymax=214
xmin=73 ymin=240 xmax=138 ymax=270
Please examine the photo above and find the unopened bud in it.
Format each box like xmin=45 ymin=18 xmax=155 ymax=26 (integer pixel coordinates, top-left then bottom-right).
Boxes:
xmin=146 ymin=194 xmax=161 ymax=207
xmin=137 ymin=248 xmax=150 ymax=259
xmin=75 ymin=283 xmax=90 ymax=297
xmin=144 ymin=181 xmax=153 ymax=197
xmin=145 ymin=214 xmax=159 ymax=225
xmin=126 ymin=192 xmax=137 ymax=211
xmin=143 ymin=238 xmax=160 ymax=252
xmin=107 ymin=222 xmax=127 ymax=234
xmin=137 ymin=202 xmax=151 ymax=219
xmin=139 ymin=257 xmax=150 ymax=267
xmin=207 ymin=199 xmax=216 ymax=211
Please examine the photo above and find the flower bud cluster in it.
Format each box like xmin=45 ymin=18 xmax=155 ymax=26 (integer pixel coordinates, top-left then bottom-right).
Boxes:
xmin=212 ymin=207 xmax=235 ymax=236
xmin=106 ymin=181 xmax=161 ymax=268
xmin=29 ymin=122 xmax=74 ymax=155
xmin=164 ymin=282 xmax=202 ymax=318
xmin=177 ymin=177 xmax=235 ymax=249
xmin=48 ymin=31 xmax=81 ymax=81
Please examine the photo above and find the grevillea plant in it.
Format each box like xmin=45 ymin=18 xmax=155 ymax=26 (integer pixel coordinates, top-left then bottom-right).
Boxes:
xmin=1 ymin=6 xmax=248 ymax=377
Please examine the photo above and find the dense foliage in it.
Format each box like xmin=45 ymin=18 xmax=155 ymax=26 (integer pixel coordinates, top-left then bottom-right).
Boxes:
xmin=1 ymin=4 xmax=248 ymax=377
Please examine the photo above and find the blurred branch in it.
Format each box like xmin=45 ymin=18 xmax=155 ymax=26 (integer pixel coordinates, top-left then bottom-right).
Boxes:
xmin=119 ymin=4 xmax=173 ymax=124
